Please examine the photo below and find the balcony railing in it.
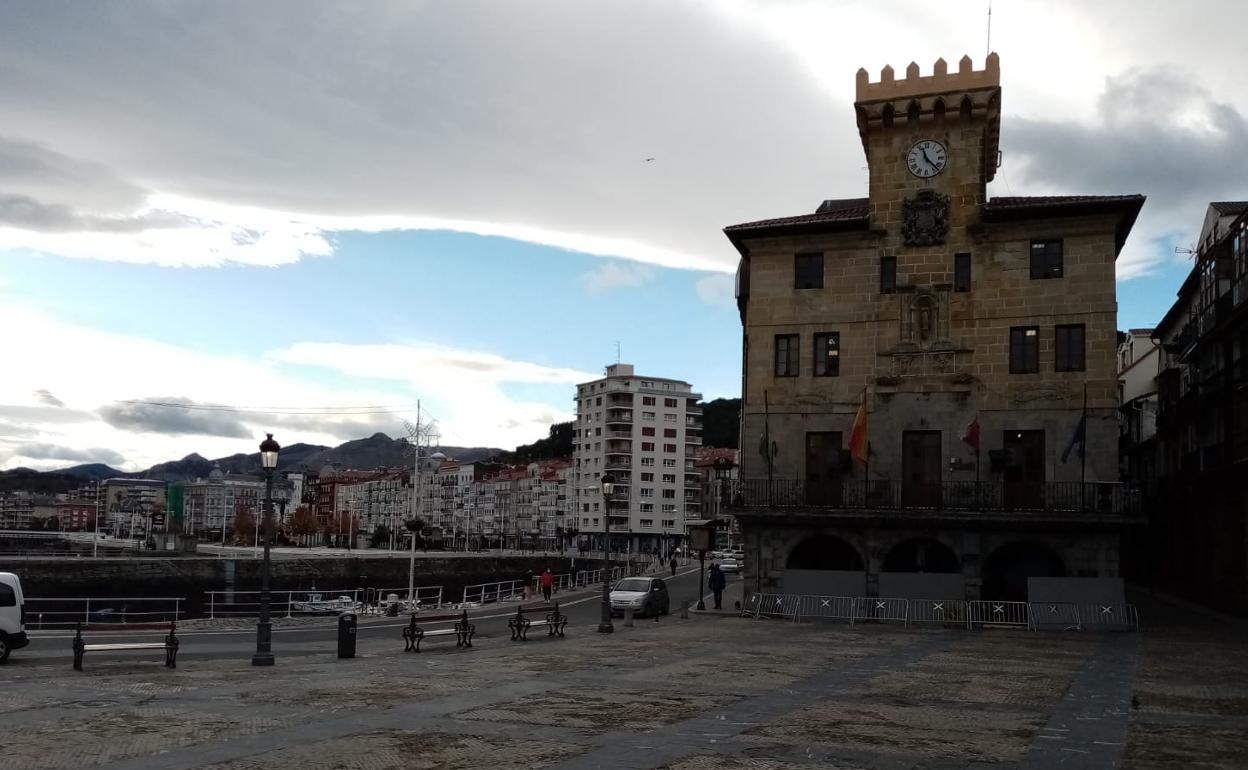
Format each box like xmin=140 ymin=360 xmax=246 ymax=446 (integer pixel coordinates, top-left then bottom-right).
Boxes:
xmin=725 ymin=479 xmax=1140 ymax=515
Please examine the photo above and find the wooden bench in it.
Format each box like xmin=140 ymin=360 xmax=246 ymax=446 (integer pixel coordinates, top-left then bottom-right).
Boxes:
xmin=401 ymin=610 xmax=474 ymax=652
xmin=508 ymin=602 xmax=567 ymax=641
xmin=72 ymin=622 xmax=178 ymax=671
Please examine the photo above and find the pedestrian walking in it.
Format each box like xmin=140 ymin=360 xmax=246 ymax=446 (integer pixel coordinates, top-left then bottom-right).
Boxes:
xmin=669 ymin=555 xmax=678 ymax=577
xmin=708 ymin=563 xmax=726 ymax=610
xmin=540 ymin=568 xmax=554 ymax=602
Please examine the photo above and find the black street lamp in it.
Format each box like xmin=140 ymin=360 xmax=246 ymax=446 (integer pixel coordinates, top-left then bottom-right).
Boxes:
xmin=597 ymin=473 xmax=616 ymax=634
xmin=252 ymin=433 xmax=280 ymax=667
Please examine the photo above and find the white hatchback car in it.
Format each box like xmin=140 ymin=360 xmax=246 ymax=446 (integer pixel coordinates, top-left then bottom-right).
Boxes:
xmin=609 ymin=576 xmax=671 ymax=617
xmin=0 ymin=572 xmax=30 ymax=663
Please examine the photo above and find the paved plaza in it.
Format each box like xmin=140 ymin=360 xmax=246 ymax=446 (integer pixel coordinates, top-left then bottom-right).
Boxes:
xmin=1 ymin=593 xmax=1246 ymax=770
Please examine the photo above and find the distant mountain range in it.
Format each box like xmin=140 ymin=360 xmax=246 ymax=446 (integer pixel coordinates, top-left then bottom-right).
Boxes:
xmin=0 ymin=433 xmax=505 ymax=492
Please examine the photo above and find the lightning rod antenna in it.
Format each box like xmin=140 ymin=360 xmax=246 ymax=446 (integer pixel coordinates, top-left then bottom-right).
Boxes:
xmin=986 ymin=0 xmax=993 ymax=58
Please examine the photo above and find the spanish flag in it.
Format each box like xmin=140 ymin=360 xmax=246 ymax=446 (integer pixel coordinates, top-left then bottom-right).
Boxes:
xmin=848 ymin=392 xmax=869 ymax=465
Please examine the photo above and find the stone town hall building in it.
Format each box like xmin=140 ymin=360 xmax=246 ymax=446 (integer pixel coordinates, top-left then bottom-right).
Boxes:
xmin=724 ymin=54 xmax=1144 ymax=602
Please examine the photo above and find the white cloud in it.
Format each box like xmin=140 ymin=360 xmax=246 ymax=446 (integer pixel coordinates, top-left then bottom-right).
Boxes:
xmin=695 ymin=273 xmax=736 ymax=306
xmin=0 ymin=304 xmax=583 ymax=471
xmin=0 ymin=2 xmax=1241 ymax=276
xmin=578 ymin=261 xmax=656 ymax=294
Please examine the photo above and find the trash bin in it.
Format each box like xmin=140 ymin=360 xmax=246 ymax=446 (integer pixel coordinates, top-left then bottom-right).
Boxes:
xmin=337 ymin=612 xmax=357 ymax=659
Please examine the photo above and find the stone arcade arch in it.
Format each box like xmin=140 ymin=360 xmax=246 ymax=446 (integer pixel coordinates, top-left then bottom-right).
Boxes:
xmin=882 ymin=538 xmax=960 ymax=573
xmin=782 ymin=534 xmax=866 ymax=596
xmin=981 ymin=541 xmax=1067 ymax=601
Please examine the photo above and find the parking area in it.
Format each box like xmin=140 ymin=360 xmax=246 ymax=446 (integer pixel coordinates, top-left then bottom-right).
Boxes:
xmin=0 ymin=591 xmax=1245 ymax=770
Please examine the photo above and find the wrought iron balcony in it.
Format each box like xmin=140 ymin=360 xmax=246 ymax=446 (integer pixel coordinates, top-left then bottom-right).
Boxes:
xmin=725 ymin=479 xmax=1140 ymax=516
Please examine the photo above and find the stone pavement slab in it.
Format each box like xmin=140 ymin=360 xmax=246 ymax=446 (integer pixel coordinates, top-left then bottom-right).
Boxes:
xmin=2 ymin=597 xmax=1247 ymax=770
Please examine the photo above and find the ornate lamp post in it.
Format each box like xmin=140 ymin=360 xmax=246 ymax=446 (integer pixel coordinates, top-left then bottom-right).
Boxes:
xmin=597 ymin=473 xmax=616 ymax=634
xmin=252 ymin=433 xmax=280 ymax=667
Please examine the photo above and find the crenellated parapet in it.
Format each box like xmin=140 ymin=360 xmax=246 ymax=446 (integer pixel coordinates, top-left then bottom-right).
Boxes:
xmin=854 ymin=54 xmax=1002 ymax=182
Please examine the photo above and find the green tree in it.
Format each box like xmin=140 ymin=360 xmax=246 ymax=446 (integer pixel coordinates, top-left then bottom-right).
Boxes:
xmin=369 ymin=523 xmax=392 ymax=549
xmin=230 ymin=506 xmax=257 ymax=546
xmin=701 ymin=398 xmax=741 ymax=448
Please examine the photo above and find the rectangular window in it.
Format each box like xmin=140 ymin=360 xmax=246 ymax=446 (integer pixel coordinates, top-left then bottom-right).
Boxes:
xmin=954 ymin=252 xmax=971 ymax=292
xmin=664 ymin=398 xmax=677 ymax=408
xmin=774 ymin=334 xmax=799 ymax=377
xmin=662 ymin=474 xmax=676 ymax=483
xmin=641 ymin=457 xmax=654 ymax=467
xmin=662 ymin=519 xmax=675 ymax=528
xmin=640 ymin=488 xmax=654 ymax=497
xmin=663 ymin=443 xmax=677 ymax=453
xmin=640 ymin=472 xmax=654 ymax=482
xmin=1030 ymin=239 xmax=1063 ymax=279
xmin=642 ymin=396 xmax=655 ymax=406
xmin=813 ymin=332 xmax=840 ymax=377
xmin=794 ymin=252 xmax=824 ymax=290
xmin=662 ymin=459 xmax=676 ymax=468
xmin=662 ymin=489 xmax=676 ymax=499
xmin=663 ymin=428 xmax=677 ymax=438
xmin=640 ymin=504 xmax=654 ymax=513
xmin=662 ymin=505 xmax=676 ymax=514
xmin=642 ymin=411 xmax=655 ymax=421
xmin=641 ymin=427 xmax=655 ymax=436
xmin=641 ymin=442 xmax=655 ymax=451
xmin=1055 ymin=324 xmax=1086 ymax=372
xmin=1010 ymin=326 xmax=1040 ymax=373
xmin=880 ymin=256 xmax=897 ymax=294
xmin=639 ymin=519 xmax=653 ymax=528
xmin=663 ymin=413 xmax=676 ymax=422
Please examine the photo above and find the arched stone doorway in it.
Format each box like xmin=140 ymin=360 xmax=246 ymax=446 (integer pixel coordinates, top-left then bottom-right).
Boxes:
xmin=882 ymin=538 xmax=960 ymax=573
xmin=786 ymin=534 xmax=865 ymax=571
xmin=783 ymin=534 xmax=866 ymax=595
xmin=982 ymin=541 xmax=1067 ymax=601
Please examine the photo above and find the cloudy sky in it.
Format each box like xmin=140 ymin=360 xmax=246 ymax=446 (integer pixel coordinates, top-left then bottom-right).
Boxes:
xmin=1 ymin=1 xmax=1244 ymax=472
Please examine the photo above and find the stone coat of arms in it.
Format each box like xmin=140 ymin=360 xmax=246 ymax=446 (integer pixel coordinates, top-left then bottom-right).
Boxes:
xmin=901 ymin=189 xmax=950 ymax=246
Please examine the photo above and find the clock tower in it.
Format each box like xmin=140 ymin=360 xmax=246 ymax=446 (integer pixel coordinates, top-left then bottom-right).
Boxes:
xmin=855 ymin=54 xmax=1001 ymax=247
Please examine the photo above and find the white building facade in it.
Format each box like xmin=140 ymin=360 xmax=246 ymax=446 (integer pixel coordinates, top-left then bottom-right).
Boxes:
xmin=572 ymin=363 xmax=702 ymax=556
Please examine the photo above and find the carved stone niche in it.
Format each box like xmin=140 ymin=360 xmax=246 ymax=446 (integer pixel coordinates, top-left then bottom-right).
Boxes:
xmin=901 ymin=189 xmax=950 ymax=246
xmin=900 ymin=291 xmax=950 ymax=350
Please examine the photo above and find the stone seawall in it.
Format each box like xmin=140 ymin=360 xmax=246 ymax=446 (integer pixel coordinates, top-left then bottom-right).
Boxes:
xmin=4 ymin=554 xmax=608 ymax=616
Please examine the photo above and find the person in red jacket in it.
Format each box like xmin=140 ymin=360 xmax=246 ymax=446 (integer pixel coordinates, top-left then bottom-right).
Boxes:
xmin=540 ymin=568 xmax=555 ymax=602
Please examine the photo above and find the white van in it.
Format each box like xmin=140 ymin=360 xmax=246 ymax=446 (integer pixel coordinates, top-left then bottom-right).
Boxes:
xmin=0 ymin=572 xmax=29 ymax=663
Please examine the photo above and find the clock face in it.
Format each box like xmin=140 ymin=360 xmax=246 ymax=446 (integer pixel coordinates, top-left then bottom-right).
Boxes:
xmin=906 ymin=140 xmax=947 ymax=178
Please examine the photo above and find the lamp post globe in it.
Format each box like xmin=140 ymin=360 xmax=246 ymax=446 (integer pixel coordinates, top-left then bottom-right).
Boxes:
xmin=597 ymin=474 xmax=616 ymax=633
xmin=252 ymin=433 xmax=280 ymax=666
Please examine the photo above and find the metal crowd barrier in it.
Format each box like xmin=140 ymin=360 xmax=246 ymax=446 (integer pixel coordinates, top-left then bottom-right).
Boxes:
xmin=794 ymin=595 xmax=856 ymax=623
xmin=744 ymin=593 xmax=1139 ymax=632
xmin=852 ymin=597 xmax=909 ymax=626
xmin=907 ymin=599 xmax=971 ymax=628
xmin=969 ymin=600 xmax=1031 ymax=628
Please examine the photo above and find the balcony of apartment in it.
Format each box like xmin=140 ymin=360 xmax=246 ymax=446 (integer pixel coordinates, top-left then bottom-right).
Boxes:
xmin=685 ymin=401 xmax=703 ymax=416
xmin=604 ymin=456 xmax=632 ymax=471
xmin=685 ymin=436 xmax=702 ymax=447
xmin=607 ymin=393 xmax=635 ymax=405
xmin=605 ymin=440 xmax=632 ymax=453
xmin=605 ymin=430 xmax=633 ymax=440
xmin=724 ymin=478 xmax=1141 ymax=521
xmin=605 ymin=409 xmax=633 ymax=425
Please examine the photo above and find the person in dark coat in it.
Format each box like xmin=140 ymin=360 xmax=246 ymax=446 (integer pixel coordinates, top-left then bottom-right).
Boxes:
xmin=669 ymin=556 xmax=678 ymax=577
xmin=708 ymin=563 xmax=727 ymax=610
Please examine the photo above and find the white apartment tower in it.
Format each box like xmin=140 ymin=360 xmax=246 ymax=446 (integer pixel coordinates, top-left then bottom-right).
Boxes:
xmin=573 ymin=363 xmax=703 ymax=555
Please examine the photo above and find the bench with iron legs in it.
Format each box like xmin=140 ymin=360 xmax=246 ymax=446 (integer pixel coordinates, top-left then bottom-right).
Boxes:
xmin=508 ymin=602 xmax=567 ymax=641
xmin=72 ymin=622 xmax=178 ymax=671
xmin=401 ymin=610 xmax=475 ymax=652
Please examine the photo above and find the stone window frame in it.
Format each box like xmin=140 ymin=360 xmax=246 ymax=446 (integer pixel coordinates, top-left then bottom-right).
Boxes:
xmin=813 ymin=332 xmax=841 ymax=377
xmin=794 ymin=252 xmax=824 ymax=290
xmin=880 ymin=256 xmax=898 ymax=294
xmin=1029 ymin=239 xmax=1064 ymax=279
xmin=774 ymin=334 xmax=800 ymax=377
xmin=1055 ymin=324 xmax=1087 ymax=372
xmin=1009 ymin=326 xmax=1041 ymax=374
xmin=954 ymin=252 xmax=972 ymax=292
